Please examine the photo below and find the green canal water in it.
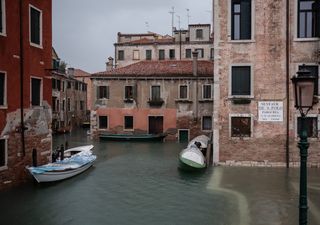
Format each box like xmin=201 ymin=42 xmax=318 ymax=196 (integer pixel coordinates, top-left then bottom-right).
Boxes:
xmin=0 ymin=129 xmax=320 ymax=225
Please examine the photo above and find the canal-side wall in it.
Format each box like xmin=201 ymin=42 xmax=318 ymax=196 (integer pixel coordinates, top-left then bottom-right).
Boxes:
xmin=213 ymin=0 xmax=320 ymax=166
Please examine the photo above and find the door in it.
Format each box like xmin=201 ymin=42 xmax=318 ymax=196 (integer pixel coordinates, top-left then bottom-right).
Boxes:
xmin=179 ymin=130 xmax=189 ymax=143
xmin=148 ymin=116 xmax=163 ymax=134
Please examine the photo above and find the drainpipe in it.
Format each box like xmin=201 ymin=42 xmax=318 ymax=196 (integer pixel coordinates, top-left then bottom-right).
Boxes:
xmin=179 ymin=30 xmax=182 ymax=60
xmin=20 ymin=0 xmax=26 ymax=157
xmin=285 ymin=0 xmax=290 ymax=168
xmin=193 ymin=51 xmax=199 ymax=119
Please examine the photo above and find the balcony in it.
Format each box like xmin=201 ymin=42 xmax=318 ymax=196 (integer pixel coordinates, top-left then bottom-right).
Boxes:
xmin=148 ymin=98 xmax=164 ymax=107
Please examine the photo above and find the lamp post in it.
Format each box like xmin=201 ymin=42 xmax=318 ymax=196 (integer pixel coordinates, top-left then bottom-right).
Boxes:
xmin=291 ymin=66 xmax=316 ymax=225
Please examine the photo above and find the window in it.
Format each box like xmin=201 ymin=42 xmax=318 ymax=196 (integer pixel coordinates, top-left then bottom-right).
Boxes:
xmin=196 ymin=29 xmax=203 ymax=39
xmin=202 ymin=116 xmax=212 ymax=130
xmin=297 ymin=116 xmax=318 ymax=137
xmin=195 ymin=48 xmax=204 ymax=58
xmin=67 ymin=98 xmax=71 ymax=111
xmin=0 ymin=72 xmax=6 ymax=106
xmin=210 ymin=48 xmax=214 ymax=59
xmin=0 ymin=0 xmax=6 ymax=35
xmin=52 ymin=97 xmax=56 ymax=112
xmin=80 ymin=101 xmax=84 ymax=111
xmin=298 ymin=0 xmax=318 ymax=38
xmin=56 ymin=99 xmax=60 ymax=111
xmin=159 ymin=50 xmax=165 ymax=60
xmin=231 ymin=116 xmax=251 ymax=137
xmin=124 ymin=116 xmax=133 ymax=130
xmin=146 ymin=50 xmax=152 ymax=60
xmin=62 ymin=81 xmax=65 ymax=92
xmin=97 ymin=86 xmax=109 ymax=99
xmin=67 ymin=81 xmax=71 ymax=89
xmin=133 ymin=50 xmax=140 ymax=60
xmin=179 ymin=85 xmax=188 ymax=99
xmin=62 ymin=99 xmax=65 ymax=111
xmin=203 ymin=84 xmax=212 ymax=99
xmin=151 ymin=85 xmax=161 ymax=100
xmin=31 ymin=78 xmax=41 ymax=106
xmin=30 ymin=5 xmax=42 ymax=46
xmin=231 ymin=0 xmax=252 ymax=40
xmin=118 ymin=50 xmax=124 ymax=60
xmin=125 ymin=85 xmax=134 ymax=99
xmin=231 ymin=66 xmax=251 ymax=96
xmin=186 ymin=49 xmax=192 ymax=58
xmin=99 ymin=116 xmax=108 ymax=129
xmin=169 ymin=49 xmax=175 ymax=59
xmin=57 ymin=80 xmax=61 ymax=91
xmin=0 ymin=139 xmax=7 ymax=169
xmin=299 ymin=65 xmax=319 ymax=95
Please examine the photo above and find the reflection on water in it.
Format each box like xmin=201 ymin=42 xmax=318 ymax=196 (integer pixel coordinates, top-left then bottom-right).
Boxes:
xmin=0 ymin=129 xmax=319 ymax=225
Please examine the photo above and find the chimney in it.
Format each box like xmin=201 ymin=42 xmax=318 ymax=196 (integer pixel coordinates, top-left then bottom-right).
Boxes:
xmin=106 ymin=57 xmax=114 ymax=71
xmin=192 ymin=51 xmax=198 ymax=76
xmin=68 ymin=68 xmax=75 ymax=77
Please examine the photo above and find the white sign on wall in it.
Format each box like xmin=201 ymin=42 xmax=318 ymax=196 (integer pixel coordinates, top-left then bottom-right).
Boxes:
xmin=258 ymin=101 xmax=283 ymax=122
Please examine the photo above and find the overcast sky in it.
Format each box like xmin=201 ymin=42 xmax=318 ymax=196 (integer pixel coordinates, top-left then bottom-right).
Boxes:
xmin=53 ymin=0 xmax=212 ymax=73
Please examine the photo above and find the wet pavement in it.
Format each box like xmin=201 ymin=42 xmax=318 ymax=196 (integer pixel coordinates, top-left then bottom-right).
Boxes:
xmin=0 ymin=129 xmax=319 ymax=225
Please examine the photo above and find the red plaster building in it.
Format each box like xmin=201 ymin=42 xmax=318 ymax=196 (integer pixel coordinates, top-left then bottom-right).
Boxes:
xmin=91 ymin=58 xmax=213 ymax=142
xmin=0 ymin=0 xmax=52 ymax=189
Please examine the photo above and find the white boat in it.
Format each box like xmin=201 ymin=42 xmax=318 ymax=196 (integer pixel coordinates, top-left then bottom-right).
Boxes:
xmin=27 ymin=147 xmax=96 ymax=183
xmin=179 ymin=135 xmax=209 ymax=170
xmin=64 ymin=144 xmax=94 ymax=158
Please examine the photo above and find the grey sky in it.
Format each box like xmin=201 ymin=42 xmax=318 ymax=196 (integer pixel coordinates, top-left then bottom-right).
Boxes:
xmin=53 ymin=0 xmax=212 ymax=73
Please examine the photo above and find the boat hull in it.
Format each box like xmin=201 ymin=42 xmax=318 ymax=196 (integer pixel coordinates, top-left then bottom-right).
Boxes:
xmin=99 ymin=133 xmax=166 ymax=142
xmin=30 ymin=162 xmax=94 ymax=183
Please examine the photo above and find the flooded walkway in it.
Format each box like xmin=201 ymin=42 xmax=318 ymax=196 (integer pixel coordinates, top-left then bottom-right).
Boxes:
xmin=0 ymin=129 xmax=319 ymax=225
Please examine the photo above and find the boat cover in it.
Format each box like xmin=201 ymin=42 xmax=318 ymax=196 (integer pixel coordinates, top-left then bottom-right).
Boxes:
xmin=28 ymin=150 xmax=96 ymax=174
xmin=187 ymin=135 xmax=210 ymax=148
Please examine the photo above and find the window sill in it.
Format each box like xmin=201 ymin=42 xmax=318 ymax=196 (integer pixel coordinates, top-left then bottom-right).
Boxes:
xmin=0 ymin=166 xmax=8 ymax=171
xmin=228 ymin=95 xmax=254 ymax=99
xmin=124 ymin=98 xmax=134 ymax=103
xmin=0 ymin=32 xmax=7 ymax=37
xmin=293 ymin=38 xmax=319 ymax=42
xmin=0 ymin=105 xmax=8 ymax=109
xmin=201 ymin=129 xmax=212 ymax=132
xmin=228 ymin=39 xmax=255 ymax=44
xmin=230 ymin=136 xmax=252 ymax=140
xmin=124 ymin=129 xmax=134 ymax=132
xmin=199 ymin=99 xmax=213 ymax=102
xmin=30 ymin=42 xmax=43 ymax=49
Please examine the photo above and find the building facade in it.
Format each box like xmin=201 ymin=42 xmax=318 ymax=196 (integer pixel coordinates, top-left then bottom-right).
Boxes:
xmin=91 ymin=59 xmax=213 ymax=142
xmin=213 ymin=0 xmax=320 ymax=167
xmin=51 ymin=53 xmax=88 ymax=133
xmin=0 ymin=0 xmax=52 ymax=189
xmin=114 ymin=24 xmax=214 ymax=68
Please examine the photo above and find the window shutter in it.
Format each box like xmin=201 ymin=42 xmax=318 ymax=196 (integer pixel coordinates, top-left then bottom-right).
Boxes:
xmin=96 ymin=86 xmax=100 ymax=99
xmin=314 ymin=1 xmax=320 ymax=37
xmin=232 ymin=67 xmax=251 ymax=95
xmin=133 ymin=84 xmax=137 ymax=99
xmin=31 ymin=8 xmax=40 ymax=45
xmin=0 ymin=73 xmax=4 ymax=105
xmin=240 ymin=0 xmax=251 ymax=39
xmin=31 ymin=78 xmax=41 ymax=106
xmin=0 ymin=0 xmax=3 ymax=33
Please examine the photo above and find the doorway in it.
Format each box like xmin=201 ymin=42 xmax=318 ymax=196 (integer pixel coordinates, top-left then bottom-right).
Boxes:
xmin=148 ymin=116 xmax=163 ymax=134
xmin=178 ymin=129 xmax=189 ymax=143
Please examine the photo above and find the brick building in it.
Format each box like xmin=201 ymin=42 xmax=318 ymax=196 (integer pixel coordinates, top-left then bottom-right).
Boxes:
xmin=212 ymin=0 xmax=320 ymax=167
xmin=114 ymin=24 xmax=214 ymax=68
xmin=0 ymin=0 xmax=52 ymax=189
xmin=91 ymin=56 xmax=213 ymax=142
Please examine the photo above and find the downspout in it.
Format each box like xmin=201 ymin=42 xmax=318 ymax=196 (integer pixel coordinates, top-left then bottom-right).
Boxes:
xmin=179 ymin=30 xmax=182 ymax=60
xmin=192 ymin=51 xmax=199 ymax=119
xmin=285 ymin=0 xmax=290 ymax=168
xmin=20 ymin=0 xmax=26 ymax=157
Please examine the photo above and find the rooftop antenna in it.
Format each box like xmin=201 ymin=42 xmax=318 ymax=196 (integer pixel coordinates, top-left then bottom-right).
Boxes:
xmin=176 ymin=15 xmax=181 ymax=30
xmin=169 ymin=7 xmax=175 ymax=35
xmin=145 ymin=22 xmax=150 ymax=32
xmin=186 ymin=8 xmax=191 ymax=26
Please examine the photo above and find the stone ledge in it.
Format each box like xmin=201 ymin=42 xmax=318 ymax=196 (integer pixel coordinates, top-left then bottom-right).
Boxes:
xmin=218 ymin=161 xmax=320 ymax=168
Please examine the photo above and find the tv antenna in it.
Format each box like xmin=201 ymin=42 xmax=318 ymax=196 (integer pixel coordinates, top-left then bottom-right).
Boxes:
xmin=186 ymin=8 xmax=191 ymax=26
xmin=169 ymin=7 xmax=175 ymax=35
xmin=145 ymin=22 xmax=149 ymax=32
xmin=176 ymin=15 xmax=181 ymax=30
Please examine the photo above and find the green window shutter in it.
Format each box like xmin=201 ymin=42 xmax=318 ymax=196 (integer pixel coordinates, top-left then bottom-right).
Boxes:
xmin=240 ymin=0 xmax=251 ymax=39
xmin=0 ymin=1 xmax=3 ymax=33
xmin=30 ymin=7 xmax=41 ymax=45
xmin=232 ymin=66 xmax=251 ymax=95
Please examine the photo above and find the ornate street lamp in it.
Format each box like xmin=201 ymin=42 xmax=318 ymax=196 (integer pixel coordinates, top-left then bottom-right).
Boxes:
xmin=291 ymin=66 xmax=317 ymax=225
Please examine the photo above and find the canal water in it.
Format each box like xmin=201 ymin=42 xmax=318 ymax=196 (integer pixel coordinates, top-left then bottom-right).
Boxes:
xmin=0 ymin=129 xmax=319 ymax=225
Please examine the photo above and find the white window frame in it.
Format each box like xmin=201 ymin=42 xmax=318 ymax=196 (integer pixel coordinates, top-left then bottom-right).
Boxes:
xmin=229 ymin=64 xmax=254 ymax=99
xmin=0 ymin=136 xmax=8 ymax=171
xmin=98 ymin=115 xmax=109 ymax=130
xmin=202 ymin=84 xmax=213 ymax=99
xmin=0 ymin=0 xmax=6 ymax=36
xmin=295 ymin=113 xmax=319 ymax=140
xmin=229 ymin=113 xmax=254 ymax=139
xmin=178 ymin=84 xmax=189 ymax=100
xmin=228 ymin=0 xmax=255 ymax=43
xmin=30 ymin=76 xmax=43 ymax=107
xmin=296 ymin=63 xmax=319 ymax=96
xmin=29 ymin=4 xmax=43 ymax=48
xmin=0 ymin=70 xmax=7 ymax=109
xmin=133 ymin=50 xmax=140 ymax=60
xmin=201 ymin=116 xmax=213 ymax=131
xmin=294 ymin=0 xmax=320 ymax=41
xmin=123 ymin=115 xmax=134 ymax=131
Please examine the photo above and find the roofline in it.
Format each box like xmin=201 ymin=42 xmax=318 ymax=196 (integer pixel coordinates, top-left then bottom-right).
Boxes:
xmin=91 ymin=76 xmax=213 ymax=80
xmin=114 ymin=40 xmax=214 ymax=47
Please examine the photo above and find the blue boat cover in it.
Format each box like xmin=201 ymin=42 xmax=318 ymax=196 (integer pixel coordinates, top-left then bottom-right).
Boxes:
xmin=28 ymin=150 xmax=97 ymax=174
